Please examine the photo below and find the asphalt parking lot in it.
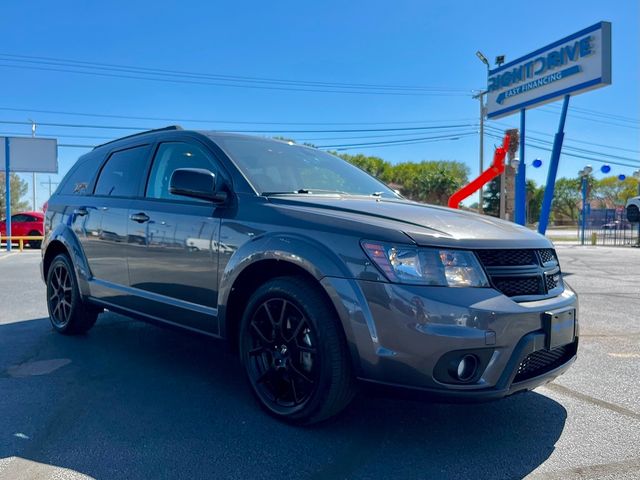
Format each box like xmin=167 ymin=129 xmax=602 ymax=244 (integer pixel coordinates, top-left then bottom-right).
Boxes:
xmin=0 ymin=246 xmax=639 ymax=480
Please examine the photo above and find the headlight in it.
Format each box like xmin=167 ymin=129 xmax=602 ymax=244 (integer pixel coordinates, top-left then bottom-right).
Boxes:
xmin=361 ymin=241 xmax=489 ymax=287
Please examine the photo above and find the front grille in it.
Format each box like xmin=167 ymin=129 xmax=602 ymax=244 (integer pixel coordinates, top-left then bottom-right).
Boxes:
xmin=493 ymin=276 xmax=542 ymax=297
xmin=545 ymin=273 xmax=559 ymax=291
xmin=476 ymin=249 xmax=536 ymax=266
xmin=475 ymin=248 xmax=563 ymax=299
xmin=539 ymin=249 xmax=557 ymax=264
xmin=513 ymin=342 xmax=576 ymax=383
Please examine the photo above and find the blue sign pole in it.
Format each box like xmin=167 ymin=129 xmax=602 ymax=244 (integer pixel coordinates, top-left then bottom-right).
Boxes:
xmin=515 ymin=109 xmax=526 ymax=225
xmin=580 ymin=176 xmax=587 ymax=245
xmin=538 ymin=95 xmax=571 ymax=235
xmin=4 ymin=137 xmax=10 ymax=252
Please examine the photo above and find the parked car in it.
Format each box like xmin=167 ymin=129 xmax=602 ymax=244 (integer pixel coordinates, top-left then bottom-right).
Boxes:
xmin=41 ymin=126 xmax=578 ymax=424
xmin=0 ymin=211 xmax=45 ymax=248
xmin=601 ymin=220 xmax=630 ymax=230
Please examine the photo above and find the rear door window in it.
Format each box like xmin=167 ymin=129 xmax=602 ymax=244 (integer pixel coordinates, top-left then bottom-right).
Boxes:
xmin=94 ymin=146 xmax=150 ymax=197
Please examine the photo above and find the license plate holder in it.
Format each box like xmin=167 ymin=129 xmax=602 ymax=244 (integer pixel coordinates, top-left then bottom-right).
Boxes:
xmin=543 ymin=308 xmax=576 ymax=350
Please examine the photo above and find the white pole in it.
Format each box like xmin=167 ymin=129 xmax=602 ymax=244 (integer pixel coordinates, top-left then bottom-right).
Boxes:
xmin=30 ymin=120 xmax=37 ymax=210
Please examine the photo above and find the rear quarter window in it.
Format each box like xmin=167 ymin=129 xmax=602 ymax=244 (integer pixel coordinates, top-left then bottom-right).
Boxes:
xmin=58 ymin=152 xmax=104 ymax=195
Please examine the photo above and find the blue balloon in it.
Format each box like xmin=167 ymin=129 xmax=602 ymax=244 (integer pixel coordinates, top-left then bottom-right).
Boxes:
xmin=601 ymin=165 xmax=611 ymax=173
xmin=532 ymin=159 xmax=543 ymax=168
xmin=618 ymin=174 xmax=626 ymax=181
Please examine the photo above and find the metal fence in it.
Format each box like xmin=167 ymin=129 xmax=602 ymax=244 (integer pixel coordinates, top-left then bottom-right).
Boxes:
xmin=579 ymin=208 xmax=640 ymax=246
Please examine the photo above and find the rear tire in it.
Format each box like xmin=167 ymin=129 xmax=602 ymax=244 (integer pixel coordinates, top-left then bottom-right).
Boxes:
xmin=239 ymin=276 xmax=356 ymax=425
xmin=46 ymin=254 xmax=100 ymax=335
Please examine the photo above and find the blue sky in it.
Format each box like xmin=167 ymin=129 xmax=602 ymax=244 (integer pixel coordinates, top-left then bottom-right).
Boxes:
xmin=0 ymin=0 xmax=638 ymax=209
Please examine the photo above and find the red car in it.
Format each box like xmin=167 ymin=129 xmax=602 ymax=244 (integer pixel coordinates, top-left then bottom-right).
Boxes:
xmin=0 ymin=211 xmax=45 ymax=248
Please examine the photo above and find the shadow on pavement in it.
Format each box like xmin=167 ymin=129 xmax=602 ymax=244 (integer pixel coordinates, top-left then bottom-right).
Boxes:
xmin=0 ymin=314 xmax=567 ymax=480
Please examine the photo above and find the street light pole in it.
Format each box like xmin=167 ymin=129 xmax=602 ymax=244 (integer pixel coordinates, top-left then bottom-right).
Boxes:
xmin=475 ymin=51 xmax=490 ymax=215
xmin=473 ymin=90 xmax=487 ymax=213
xmin=29 ymin=119 xmax=37 ymax=211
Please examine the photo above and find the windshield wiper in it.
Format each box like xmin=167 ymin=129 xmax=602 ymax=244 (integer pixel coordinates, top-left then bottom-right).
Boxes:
xmin=262 ymin=189 xmax=349 ymax=196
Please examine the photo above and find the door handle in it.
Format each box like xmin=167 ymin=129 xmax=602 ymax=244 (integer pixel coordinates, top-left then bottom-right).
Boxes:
xmin=130 ymin=212 xmax=150 ymax=223
xmin=73 ymin=207 xmax=88 ymax=216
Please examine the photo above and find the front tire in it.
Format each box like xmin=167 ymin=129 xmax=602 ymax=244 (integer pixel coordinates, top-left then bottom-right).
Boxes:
xmin=46 ymin=254 xmax=99 ymax=335
xmin=239 ymin=276 xmax=356 ymax=425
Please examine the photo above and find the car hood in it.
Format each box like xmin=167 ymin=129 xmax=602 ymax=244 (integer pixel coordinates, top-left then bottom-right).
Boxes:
xmin=268 ymin=195 xmax=552 ymax=249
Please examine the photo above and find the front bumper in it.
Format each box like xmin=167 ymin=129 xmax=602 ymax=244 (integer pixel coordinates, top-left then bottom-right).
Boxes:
xmin=322 ymin=277 xmax=578 ymax=401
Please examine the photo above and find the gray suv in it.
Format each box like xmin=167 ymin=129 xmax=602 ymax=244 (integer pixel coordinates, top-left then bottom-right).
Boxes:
xmin=42 ymin=126 xmax=578 ymax=424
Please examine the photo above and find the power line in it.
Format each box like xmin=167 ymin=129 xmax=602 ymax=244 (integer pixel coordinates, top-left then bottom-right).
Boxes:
xmin=485 ymin=125 xmax=640 ymax=164
xmin=0 ymin=54 xmax=471 ymax=97
xmin=1 ymin=126 xmax=478 ymax=144
xmin=545 ymin=104 xmax=639 ymax=124
xmin=538 ymin=107 xmax=640 ymax=130
xmin=0 ymin=129 xmax=115 ymax=140
xmin=487 ymin=120 xmax=640 ymax=154
xmin=317 ymin=132 xmax=476 ymax=149
xmin=58 ymin=144 xmax=95 ymax=149
xmin=0 ymin=53 xmax=469 ymax=92
xmin=297 ymin=128 xmax=478 ymax=142
xmin=0 ymin=118 xmax=477 ymax=134
xmin=485 ymin=132 xmax=640 ymax=169
xmin=0 ymin=105 xmax=476 ymax=126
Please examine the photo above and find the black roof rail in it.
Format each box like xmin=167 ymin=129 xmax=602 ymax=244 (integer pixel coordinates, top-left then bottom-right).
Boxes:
xmin=93 ymin=125 xmax=183 ymax=150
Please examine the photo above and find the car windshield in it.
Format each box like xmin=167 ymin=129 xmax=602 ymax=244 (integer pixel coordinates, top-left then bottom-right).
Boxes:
xmin=210 ymin=135 xmax=399 ymax=197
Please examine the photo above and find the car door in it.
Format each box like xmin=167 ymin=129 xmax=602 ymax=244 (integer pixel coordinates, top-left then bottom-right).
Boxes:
xmin=23 ymin=214 xmax=42 ymax=236
xmin=82 ymin=144 xmax=151 ymax=304
xmin=126 ymin=140 xmax=222 ymax=334
xmin=10 ymin=214 xmax=29 ymax=236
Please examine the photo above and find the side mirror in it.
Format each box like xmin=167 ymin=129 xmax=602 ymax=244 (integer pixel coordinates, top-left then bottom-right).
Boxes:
xmin=169 ymin=168 xmax=228 ymax=203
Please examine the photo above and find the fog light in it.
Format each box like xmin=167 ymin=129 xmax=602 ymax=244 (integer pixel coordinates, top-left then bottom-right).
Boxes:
xmin=456 ymin=354 xmax=478 ymax=381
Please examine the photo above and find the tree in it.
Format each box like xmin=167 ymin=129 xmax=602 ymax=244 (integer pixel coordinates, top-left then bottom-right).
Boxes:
xmin=482 ymin=177 xmax=501 ymax=217
xmin=0 ymin=173 xmax=29 ymax=217
xmin=335 ymin=153 xmax=391 ymax=181
xmin=273 ymin=140 xmax=469 ymax=207
xmin=526 ymin=179 xmax=544 ymax=224
xmin=387 ymin=161 xmax=468 ymax=205
xmin=552 ymin=177 xmax=582 ymax=222
xmin=593 ymin=176 xmax=638 ymax=207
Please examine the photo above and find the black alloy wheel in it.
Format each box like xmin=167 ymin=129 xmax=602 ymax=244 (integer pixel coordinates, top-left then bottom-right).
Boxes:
xmin=246 ymin=297 xmax=319 ymax=412
xmin=240 ymin=276 xmax=356 ymax=425
xmin=46 ymin=254 xmax=100 ymax=334
xmin=48 ymin=262 xmax=73 ymax=328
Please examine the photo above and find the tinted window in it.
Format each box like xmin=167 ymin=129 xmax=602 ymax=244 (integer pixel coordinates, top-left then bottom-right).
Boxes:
xmin=95 ymin=146 xmax=149 ymax=197
xmin=146 ymin=142 xmax=218 ymax=200
xmin=59 ymin=152 xmax=103 ymax=195
xmin=11 ymin=214 xmax=28 ymax=222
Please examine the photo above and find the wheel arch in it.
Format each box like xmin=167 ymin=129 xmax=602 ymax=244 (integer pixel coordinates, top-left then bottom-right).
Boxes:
xmin=218 ymin=233 xmax=363 ymax=373
xmin=43 ymin=225 xmax=92 ymax=297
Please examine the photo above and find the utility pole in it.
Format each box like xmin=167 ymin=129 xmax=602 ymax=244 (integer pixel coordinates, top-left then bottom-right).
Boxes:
xmin=41 ymin=177 xmax=59 ymax=198
xmin=475 ymin=51 xmax=491 ymax=215
xmin=473 ymin=90 xmax=487 ymax=214
xmin=29 ymin=119 xmax=37 ymax=211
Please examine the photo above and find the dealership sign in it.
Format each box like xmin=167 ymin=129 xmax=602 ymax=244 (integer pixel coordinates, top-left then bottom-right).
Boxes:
xmin=0 ymin=137 xmax=58 ymax=173
xmin=486 ymin=22 xmax=611 ymax=119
